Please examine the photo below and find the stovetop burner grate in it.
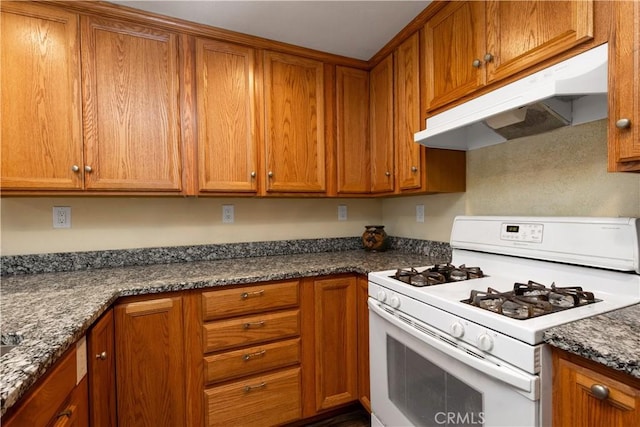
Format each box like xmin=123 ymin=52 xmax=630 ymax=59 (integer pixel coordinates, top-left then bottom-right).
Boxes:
xmin=462 ymin=280 xmax=601 ymax=319
xmin=393 ymin=264 xmax=485 ymax=287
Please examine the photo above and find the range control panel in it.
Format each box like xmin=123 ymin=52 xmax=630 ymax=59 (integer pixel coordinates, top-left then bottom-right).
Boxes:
xmin=500 ymin=222 xmax=543 ymax=243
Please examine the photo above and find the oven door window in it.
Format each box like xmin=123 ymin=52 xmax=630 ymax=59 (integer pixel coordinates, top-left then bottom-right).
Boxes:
xmin=388 ymin=335 xmax=483 ymax=426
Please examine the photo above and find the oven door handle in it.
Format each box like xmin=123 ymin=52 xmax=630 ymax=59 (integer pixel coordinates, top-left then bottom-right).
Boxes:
xmin=368 ymin=300 xmax=538 ymax=397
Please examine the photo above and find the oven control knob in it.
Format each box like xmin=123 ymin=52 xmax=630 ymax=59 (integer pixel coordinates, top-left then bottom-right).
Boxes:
xmin=389 ymin=295 xmax=401 ymax=309
xmin=376 ymin=290 xmax=387 ymax=302
xmin=477 ymin=334 xmax=494 ymax=352
xmin=450 ymin=322 xmax=465 ymax=338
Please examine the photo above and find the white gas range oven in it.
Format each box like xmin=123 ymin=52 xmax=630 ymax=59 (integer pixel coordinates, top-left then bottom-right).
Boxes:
xmin=368 ymin=216 xmax=640 ymax=427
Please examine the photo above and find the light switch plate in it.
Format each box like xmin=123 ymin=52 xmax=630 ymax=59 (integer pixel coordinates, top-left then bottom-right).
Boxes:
xmin=338 ymin=205 xmax=348 ymax=221
xmin=416 ymin=204 xmax=425 ymax=223
xmin=222 ymin=205 xmax=234 ymax=223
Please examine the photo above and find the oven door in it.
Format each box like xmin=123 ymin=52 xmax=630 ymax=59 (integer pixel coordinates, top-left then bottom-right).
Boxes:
xmin=369 ymin=299 xmax=540 ymax=427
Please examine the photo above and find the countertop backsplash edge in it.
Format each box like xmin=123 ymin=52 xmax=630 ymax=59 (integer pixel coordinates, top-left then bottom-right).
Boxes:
xmin=1 ymin=236 xmax=452 ymax=276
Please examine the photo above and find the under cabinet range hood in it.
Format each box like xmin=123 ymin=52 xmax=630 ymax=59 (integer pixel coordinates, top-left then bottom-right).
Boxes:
xmin=414 ymin=43 xmax=609 ymax=151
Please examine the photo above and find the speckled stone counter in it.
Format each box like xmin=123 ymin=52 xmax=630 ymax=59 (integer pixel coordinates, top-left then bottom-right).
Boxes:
xmin=543 ymin=303 xmax=640 ymax=379
xmin=0 ymin=249 xmax=438 ymax=417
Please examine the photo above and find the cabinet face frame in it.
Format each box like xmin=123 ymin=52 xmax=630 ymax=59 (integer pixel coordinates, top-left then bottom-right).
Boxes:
xmin=81 ymin=16 xmax=183 ymax=191
xmin=0 ymin=2 xmax=84 ymax=190
xmin=195 ymin=38 xmax=260 ymax=192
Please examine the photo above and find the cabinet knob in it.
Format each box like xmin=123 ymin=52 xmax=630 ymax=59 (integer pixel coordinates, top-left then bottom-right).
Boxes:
xmin=71 ymin=165 xmax=80 ymax=172
xmin=84 ymin=165 xmax=93 ymax=173
xmin=472 ymin=59 xmax=482 ymax=68
xmin=95 ymin=351 xmax=107 ymax=360
xmin=484 ymin=53 xmax=494 ymax=62
xmin=616 ymin=118 xmax=631 ymax=129
xmin=268 ymin=171 xmax=273 ymax=178
xmin=411 ymin=166 xmax=418 ymax=173
xmin=385 ymin=171 xmax=391 ymax=177
xmin=250 ymin=171 xmax=256 ymax=178
xmin=590 ymin=384 xmax=610 ymax=400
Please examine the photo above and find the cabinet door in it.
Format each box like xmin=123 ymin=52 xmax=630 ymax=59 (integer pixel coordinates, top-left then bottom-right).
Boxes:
xmin=115 ymin=297 xmax=185 ymax=427
xmin=313 ymin=276 xmax=357 ymax=411
xmin=81 ymin=17 xmax=182 ymax=191
xmin=395 ymin=32 xmax=423 ymax=191
xmin=608 ymin=0 xmax=640 ymax=172
xmin=263 ymin=51 xmax=326 ymax=193
xmin=196 ymin=39 xmax=259 ymax=192
xmin=485 ymin=1 xmax=594 ymax=84
xmin=356 ymin=276 xmax=371 ymax=412
xmin=423 ymin=1 xmax=486 ymax=111
xmin=336 ymin=66 xmax=370 ymax=194
xmin=0 ymin=2 xmax=83 ymax=190
xmin=554 ymin=354 xmax=640 ymax=427
xmin=87 ymin=309 xmax=116 ymax=427
xmin=369 ymin=55 xmax=395 ymax=193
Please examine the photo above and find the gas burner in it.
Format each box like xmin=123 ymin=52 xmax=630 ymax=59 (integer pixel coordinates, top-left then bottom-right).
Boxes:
xmin=393 ymin=264 xmax=485 ymax=287
xmin=462 ymin=280 xmax=601 ymax=319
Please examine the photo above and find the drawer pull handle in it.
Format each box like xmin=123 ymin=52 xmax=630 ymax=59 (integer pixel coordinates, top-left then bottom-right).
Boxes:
xmin=590 ymin=384 xmax=610 ymax=400
xmin=243 ymin=321 xmax=265 ymax=329
xmin=243 ymin=350 xmax=266 ymax=361
xmin=241 ymin=290 xmax=265 ymax=299
xmin=244 ymin=382 xmax=267 ymax=393
xmin=96 ymin=351 xmax=107 ymax=360
xmin=56 ymin=408 xmax=73 ymax=419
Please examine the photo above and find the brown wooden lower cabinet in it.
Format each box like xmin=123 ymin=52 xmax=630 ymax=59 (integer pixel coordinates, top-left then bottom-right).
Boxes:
xmin=114 ymin=296 xmax=186 ymax=426
xmin=301 ymin=275 xmax=359 ymax=417
xmin=87 ymin=309 xmax=116 ymax=427
xmin=1 ymin=344 xmax=88 ymax=427
xmin=553 ymin=347 xmax=640 ymax=427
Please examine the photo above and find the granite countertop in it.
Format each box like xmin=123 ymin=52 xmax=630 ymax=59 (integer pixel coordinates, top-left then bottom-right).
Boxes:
xmin=543 ymin=303 xmax=640 ymax=378
xmin=0 ymin=249 xmax=433 ymax=416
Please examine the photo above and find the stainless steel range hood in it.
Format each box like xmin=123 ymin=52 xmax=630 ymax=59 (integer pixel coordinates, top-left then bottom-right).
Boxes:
xmin=414 ymin=43 xmax=608 ymax=151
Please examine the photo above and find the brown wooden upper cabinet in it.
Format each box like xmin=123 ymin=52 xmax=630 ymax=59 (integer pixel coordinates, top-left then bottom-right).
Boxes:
xmin=195 ymin=39 xmax=260 ymax=193
xmin=423 ymin=0 xmax=594 ymax=112
xmin=394 ymin=33 xmax=422 ymax=191
xmin=263 ymin=51 xmax=326 ymax=193
xmin=608 ymin=0 xmax=640 ymax=172
xmin=336 ymin=66 xmax=370 ymax=194
xmin=369 ymin=56 xmax=396 ymax=193
xmin=1 ymin=2 xmax=84 ymax=190
xmin=81 ymin=16 xmax=182 ymax=191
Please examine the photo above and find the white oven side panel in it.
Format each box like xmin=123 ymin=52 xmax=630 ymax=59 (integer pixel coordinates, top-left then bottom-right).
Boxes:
xmin=369 ymin=299 xmax=541 ymax=427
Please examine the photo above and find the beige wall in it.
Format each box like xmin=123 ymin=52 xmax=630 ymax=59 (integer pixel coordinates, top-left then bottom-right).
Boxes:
xmin=0 ymin=197 xmax=383 ymax=255
xmin=2 ymin=120 xmax=639 ymax=256
xmin=382 ymin=119 xmax=640 ymax=242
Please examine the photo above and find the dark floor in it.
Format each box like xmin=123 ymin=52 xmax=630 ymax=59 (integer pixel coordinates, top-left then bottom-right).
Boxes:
xmin=304 ymin=408 xmax=371 ymax=427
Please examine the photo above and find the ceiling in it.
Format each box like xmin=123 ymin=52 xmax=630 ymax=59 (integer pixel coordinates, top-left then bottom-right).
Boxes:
xmin=110 ymin=1 xmax=432 ymax=60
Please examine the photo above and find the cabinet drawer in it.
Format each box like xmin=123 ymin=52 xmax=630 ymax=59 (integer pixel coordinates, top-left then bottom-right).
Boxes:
xmin=204 ymin=367 xmax=301 ymax=427
xmin=203 ymin=309 xmax=300 ymax=353
xmin=205 ymin=338 xmax=300 ymax=384
xmin=202 ymin=281 xmax=299 ymax=320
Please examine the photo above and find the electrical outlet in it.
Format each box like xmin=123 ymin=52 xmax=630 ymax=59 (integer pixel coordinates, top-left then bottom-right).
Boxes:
xmin=53 ymin=206 xmax=71 ymax=229
xmin=416 ymin=204 xmax=425 ymax=223
xmin=222 ymin=205 xmax=234 ymax=223
xmin=338 ymin=204 xmax=348 ymax=221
